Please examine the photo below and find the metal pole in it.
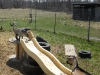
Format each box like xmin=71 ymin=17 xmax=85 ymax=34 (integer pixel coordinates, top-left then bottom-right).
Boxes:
xmin=35 ymin=10 xmax=37 ymax=30
xmin=29 ymin=0 xmax=32 ymax=23
xmin=87 ymin=9 xmax=91 ymax=42
xmin=54 ymin=13 xmax=56 ymax=34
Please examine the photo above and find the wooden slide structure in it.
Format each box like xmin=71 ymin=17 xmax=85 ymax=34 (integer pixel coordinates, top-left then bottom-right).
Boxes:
xmin=20 ymin=31 xmax=73 ymax=75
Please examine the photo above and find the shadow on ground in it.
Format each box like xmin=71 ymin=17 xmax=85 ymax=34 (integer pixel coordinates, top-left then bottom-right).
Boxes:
xmin=6 ymin=59 xmax=45 ymax=75
xmin=6 ymin=59 xmax=28 ymax=75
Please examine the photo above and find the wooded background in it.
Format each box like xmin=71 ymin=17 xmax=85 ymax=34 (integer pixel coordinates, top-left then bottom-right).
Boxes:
xmin=0 ymin=0 xmax=100 ymax=12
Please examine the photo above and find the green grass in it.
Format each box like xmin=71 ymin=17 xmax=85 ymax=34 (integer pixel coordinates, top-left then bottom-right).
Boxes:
xmin=32 ymin=30 xmax=100 ymax=75
xmin=0 ymin=9 xmax=100 ymax=75
xmin=1 ymin=9 xmax=100 ymax=39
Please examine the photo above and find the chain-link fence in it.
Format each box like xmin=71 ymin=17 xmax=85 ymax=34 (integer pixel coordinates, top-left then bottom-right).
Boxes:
xmin=0 ymin=9 xmax=100 ymax=41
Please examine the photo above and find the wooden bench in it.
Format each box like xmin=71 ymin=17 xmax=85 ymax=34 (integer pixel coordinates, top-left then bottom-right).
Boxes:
xmin=65 ymin=44 xmax=77 ymax=57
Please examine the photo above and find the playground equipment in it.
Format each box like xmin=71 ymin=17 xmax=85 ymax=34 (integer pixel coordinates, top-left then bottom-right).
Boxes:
xmin=78 ymin=50 xmax=91 ymax=58
xmin=65 ymin=44 xmax=77 ymax=57
xmin=9 ymin=37 xmax=28 ymax=61
xmin=21 ymin=38 xmax=73 ymax=75
xmin=9 ymin=30 xmax=73 ymax=75
xmin=67 ymin=56 xmax=91 ymax=75
xmin=65 ymin=45 xmax=91 ymax=75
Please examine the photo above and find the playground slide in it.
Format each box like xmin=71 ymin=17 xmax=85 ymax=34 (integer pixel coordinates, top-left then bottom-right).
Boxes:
xmin=20 ymin=38 xmax=73 ymax=75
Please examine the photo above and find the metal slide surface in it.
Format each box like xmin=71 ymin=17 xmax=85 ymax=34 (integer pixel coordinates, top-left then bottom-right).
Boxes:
xmin=20 ymin=38 xmax=73 ymax=75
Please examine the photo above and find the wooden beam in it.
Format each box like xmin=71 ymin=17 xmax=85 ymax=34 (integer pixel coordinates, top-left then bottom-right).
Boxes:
xmin=65 ymin=44 xmax=77 ymax=57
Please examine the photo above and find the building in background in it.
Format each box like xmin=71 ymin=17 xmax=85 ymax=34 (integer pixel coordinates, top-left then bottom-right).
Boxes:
xmin=72 ymin=2 xmax=100 ymax=21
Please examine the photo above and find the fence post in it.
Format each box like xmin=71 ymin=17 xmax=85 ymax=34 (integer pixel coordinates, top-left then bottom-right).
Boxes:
xmin=87 ymin=9 xmax=91 ymax=42
xmin=29 ymin=0 xmax=32 ymax=23
xmin=35 ymin=10 xmax=37 ymax=30
xmin=54 ymin=13 xmax=56 ymax=34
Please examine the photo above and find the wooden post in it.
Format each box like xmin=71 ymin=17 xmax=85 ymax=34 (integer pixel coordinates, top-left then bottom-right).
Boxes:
xmin=19 ymin=43 xmax=24 ymax=60
xmin=16 ymin=44 xmax=19 ymax=59
xmin=9 ymin=37 xmax=28 ymax=61
xmin=16 ymin=43 xmax=27 ymax=60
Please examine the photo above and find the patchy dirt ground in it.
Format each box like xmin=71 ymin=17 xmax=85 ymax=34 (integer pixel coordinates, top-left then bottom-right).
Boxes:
xmin=0 ymin=31 xmax=27 ymax=75
xmin=0 ymin=31 xmax=70 ymax=75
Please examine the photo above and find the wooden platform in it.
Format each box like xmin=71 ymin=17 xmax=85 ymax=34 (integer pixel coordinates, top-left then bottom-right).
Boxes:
xmin=8 ymin=31 xmax=73 ymax=75
xmin=9 ymin=37 xmax=29 ymax=61
xmin=9 ymin=37 xmax=29 ymax=44
xmin=65 ymin=44 xmax=77 ymax=57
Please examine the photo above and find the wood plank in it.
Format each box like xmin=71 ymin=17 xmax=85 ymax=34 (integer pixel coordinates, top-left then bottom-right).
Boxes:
xmin=65 ymin=44 xmax=77 ymax=57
